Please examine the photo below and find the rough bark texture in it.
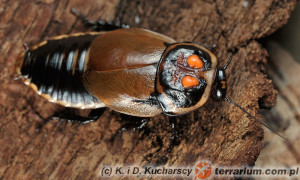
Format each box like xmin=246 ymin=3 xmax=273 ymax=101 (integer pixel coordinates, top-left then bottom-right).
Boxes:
xmin=0 ymin=0 xmax=297 ymax=179
xmin=255 ymin=41 xmax=300 ymax=171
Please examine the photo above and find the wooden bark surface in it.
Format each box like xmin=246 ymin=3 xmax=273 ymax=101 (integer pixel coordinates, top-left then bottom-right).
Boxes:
xmin=0 ymin=0 xmax=297 ymax=179
xmin=255 ymin=41 xmax=300 ymax=172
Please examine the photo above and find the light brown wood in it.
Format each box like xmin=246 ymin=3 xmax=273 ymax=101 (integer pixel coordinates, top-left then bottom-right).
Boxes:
xmin=255 ymin=41 xmax=300 ymax=170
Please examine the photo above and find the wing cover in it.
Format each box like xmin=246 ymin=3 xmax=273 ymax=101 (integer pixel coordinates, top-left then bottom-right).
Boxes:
xmin=84 ymin=28 xmax=176 ymax=116
xmin=88 ymin=28 xmax=175 ymax=71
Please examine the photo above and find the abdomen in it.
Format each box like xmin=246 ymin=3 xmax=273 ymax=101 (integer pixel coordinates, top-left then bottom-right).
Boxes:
xmin=15 ymin=32 xmax=105 ymax=109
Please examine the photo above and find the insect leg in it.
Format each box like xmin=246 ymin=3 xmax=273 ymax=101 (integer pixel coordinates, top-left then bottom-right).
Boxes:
xmin=118 ymin=114 xmax=149 ymax=132
xmin=167 ymin=117 xmax=181 ymax=152
xmin=51 ymin=108 xmax=106 ymax=124
xmin=109 ymin=115 xmax=150 ymax=143
xmin=71 ymin=8 xmax=130 ymax=31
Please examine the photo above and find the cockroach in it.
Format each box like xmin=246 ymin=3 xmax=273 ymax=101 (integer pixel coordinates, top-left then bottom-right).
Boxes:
xmin=15 ymin=8 xmax=285 ymax=139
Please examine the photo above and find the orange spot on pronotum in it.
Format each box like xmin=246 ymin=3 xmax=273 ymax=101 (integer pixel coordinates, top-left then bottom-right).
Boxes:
xmin=187 ymin=55 xmax=204 ymax=69
xmin=182 ymin=76 xmax=199 ymax=88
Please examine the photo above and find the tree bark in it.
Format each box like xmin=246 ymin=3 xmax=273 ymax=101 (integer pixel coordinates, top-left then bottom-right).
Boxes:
xmin=255 ymin=40 xmax=300 ymax=169
xmin=0 ymin=0 xmax=297 ymax=179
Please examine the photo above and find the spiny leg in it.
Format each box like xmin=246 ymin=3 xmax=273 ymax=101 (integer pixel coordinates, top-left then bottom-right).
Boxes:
xmin=167 ymin=116 xmax=181 ymax=153
xmin=109 ymin=114 xmax=150 ymax=142
xmin=31 ymin=105 xmax=106 ymax=131
xmin=119 ymin=114 xmax=149 ymax=132
xmin=51 ymin=107 xmax=106 ymax=124
xmin=71 ymin=7 xmax=130 ymax=31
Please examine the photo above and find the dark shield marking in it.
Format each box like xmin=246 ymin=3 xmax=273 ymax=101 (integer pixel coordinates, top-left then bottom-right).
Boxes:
xmin=157 ymin=45 xmax=209 ymax=108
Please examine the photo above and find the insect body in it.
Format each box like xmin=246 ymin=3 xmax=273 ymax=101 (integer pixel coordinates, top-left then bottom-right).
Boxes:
xmin=15 ymin=27 xmax=226 ymax=117
xmin=15 ymin=8 xmax=288 ymax=141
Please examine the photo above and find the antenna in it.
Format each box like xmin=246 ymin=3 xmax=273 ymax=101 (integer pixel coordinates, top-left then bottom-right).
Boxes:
xmin=225 ymin=97 xmax=287 ymax=140
xmin=71 ymin=7 xmax=94 ymax=26
xmin=221 ymin=55 xmax=286 ymax=140
xmin=223 ymin=56 xmax=232 ymax=70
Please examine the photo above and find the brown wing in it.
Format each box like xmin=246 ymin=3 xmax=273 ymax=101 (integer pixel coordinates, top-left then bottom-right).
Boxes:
xmin=84 ymin=65 xmax=162 ymax=117
xmin=84 ymin=28 xmax=176 ymax=116
xmin=88 ymin=28 xmax=175 ymax=72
